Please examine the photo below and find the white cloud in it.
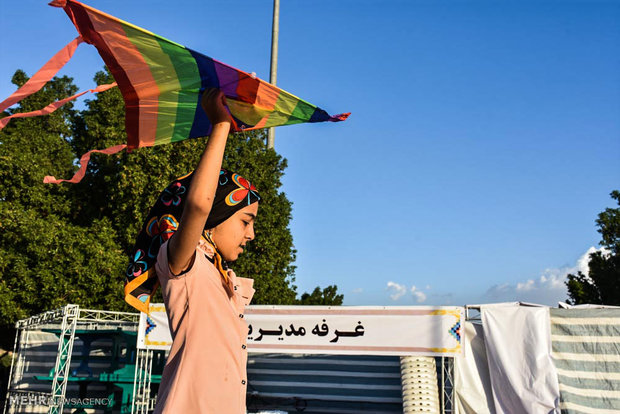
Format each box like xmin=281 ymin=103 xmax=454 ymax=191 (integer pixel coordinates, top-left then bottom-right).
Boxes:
xmin=483 ymin=247 xmax=600 ymax=305
xmin=386 ymin=282 xmax=429 ymax=303
xmin=516 ymin=279 xmax=535 ymax=291
xmin=411 ymin=286 xmax=427 ymax=303
xmin=386 ymin=281 xmax=407 ymax=301
xmin=352 ymin=287 xmax=363 ymax=294
xmin=575 ymin=246 xmax=610 ymax=277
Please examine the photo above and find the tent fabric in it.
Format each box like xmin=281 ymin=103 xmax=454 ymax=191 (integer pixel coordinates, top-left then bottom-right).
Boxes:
xmin=558 ymin=302 xmax=620 ymax=309
xmin=453 ymin=321 xmax=494 ymax=414
xmin=550 ymin=308 xmax=620 ymax=413
xmin=481 ymin=305 xmax=560 ymax=414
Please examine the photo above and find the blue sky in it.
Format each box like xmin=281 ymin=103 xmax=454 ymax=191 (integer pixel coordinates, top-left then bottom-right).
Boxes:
xmin=1 ymin=0 xmax=619 ymax=307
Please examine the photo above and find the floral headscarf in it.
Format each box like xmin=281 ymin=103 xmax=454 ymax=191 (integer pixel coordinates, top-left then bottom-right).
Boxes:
xmin=125 ymin=169 xmax=260 ymax=312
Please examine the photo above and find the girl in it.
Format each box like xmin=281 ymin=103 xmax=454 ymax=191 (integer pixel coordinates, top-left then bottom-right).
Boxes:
xmin=126 ymin=89 xmax=260 ymax=413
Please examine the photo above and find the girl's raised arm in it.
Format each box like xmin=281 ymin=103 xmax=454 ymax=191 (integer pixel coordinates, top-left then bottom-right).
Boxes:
xmin=167 ymin=89 xmax=231 ymax=274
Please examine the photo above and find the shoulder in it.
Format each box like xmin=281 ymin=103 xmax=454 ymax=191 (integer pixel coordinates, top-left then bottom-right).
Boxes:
xmin=155 ymin=239 xmax=204 ymax=279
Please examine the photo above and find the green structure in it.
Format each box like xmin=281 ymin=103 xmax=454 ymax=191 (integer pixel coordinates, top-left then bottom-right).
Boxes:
xmin=3 ymin=305 xmax=164 ymax=414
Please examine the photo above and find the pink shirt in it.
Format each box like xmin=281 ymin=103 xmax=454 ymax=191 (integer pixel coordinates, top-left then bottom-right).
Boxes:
xmin=153 ymin=239 xmax=255 ymax=414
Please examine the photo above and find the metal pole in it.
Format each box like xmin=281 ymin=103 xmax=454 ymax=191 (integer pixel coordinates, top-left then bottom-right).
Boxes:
xmin=267 ymin=0 xmax=280 ymax=149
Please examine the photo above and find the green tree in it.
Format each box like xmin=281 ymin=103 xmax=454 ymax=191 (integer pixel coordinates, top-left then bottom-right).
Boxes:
xmin=297 ymin=285 xmax=344 ymax=306
xmin=566 ymin=190 xmax=620 ymax=305
xmin=0 ymin=71 xmax=127 ymax=348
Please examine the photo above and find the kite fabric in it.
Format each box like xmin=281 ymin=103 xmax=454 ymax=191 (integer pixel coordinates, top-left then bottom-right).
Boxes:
xmin=42 ymin=0 xmax=348 ymax=183
xmin=0 ymin=0 xmax=348 ymax=183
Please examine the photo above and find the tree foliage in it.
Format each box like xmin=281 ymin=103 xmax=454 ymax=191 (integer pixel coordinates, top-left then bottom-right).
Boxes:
xmin=0 ymin=71 xmax=127 ymax=347
xmin=0 ymin=68 xmax=343 ymax=346
xmin=566 ymin=190 xmax=620 ymax=305
xmin=297 ymin=285 xmax=344 ymax=306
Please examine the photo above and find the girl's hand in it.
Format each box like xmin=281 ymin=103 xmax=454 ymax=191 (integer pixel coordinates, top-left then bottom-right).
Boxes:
xmin=201 ymin=88 xmax=231 ymax=126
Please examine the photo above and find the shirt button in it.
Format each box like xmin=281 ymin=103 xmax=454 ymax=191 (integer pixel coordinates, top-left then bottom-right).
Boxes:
xmin=242 ymin=344 xmax=246 ymax=349
xmin=241 ymin=380 xmax=246 ymax=385
xmin=239 ymin=314 xmax=244 ymax=318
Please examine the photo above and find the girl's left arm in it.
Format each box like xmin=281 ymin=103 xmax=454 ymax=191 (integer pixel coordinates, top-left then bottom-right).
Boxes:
xmin=167 ymin=89 xmax=230 ymax=275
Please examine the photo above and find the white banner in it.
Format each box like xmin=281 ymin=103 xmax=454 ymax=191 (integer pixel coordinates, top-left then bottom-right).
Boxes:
xmin=137 ymin=304 xmax=170 ymax=350
xmin=138 ymin=304 xmax=464 ymax=356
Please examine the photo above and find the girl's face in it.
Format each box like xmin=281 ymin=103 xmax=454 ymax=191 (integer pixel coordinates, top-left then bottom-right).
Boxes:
xmin=211 ymin=203 xmax=259 ymax=262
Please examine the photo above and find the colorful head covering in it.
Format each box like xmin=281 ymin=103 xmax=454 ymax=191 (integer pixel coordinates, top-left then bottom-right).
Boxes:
xmin=125 ymin=169 xmax=260 ymax=312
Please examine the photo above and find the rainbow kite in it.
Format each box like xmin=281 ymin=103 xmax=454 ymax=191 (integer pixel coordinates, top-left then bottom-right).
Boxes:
xmin=0 ymin=0 xmax=349 ymax=183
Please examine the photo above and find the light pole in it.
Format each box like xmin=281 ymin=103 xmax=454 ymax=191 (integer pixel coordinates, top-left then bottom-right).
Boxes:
xmin=267 ymin=0 xmax=279 ymax=149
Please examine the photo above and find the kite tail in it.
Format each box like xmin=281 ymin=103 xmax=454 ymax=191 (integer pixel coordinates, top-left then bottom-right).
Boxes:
xmin=329 ymin=113 xmax=351 ymax=122
xmin=0 ymin=34 xmax=118 ymax=131
xmin=0 ymin=82 xmax=117 ymax=130
xmin=0 ymin=32 xmax=122 ymax=185
xmin=0 ymin=36 xmax=83 ymax=113
xmin=44 ymin=144 xmax=127 ymax=184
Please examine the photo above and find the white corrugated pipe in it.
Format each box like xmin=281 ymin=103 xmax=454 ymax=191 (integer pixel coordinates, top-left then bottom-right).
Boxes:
xmin=400 ymin=356 xmax=441 ymax=414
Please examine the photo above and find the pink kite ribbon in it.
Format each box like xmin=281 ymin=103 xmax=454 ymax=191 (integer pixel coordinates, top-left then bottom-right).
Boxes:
xmin=0 ymin=32 xmax=121 ymax=185
xmin=0 ymin=36 xmax=83 ymax=113
xmin=44 ymin=143 xmax=127 ymax=184
xmin=0 ymin=82 xmax=117 ymax=129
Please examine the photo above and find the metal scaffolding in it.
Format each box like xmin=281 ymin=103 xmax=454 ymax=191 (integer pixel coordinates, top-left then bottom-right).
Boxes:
xmin=439 ymin=357 xmax=454 ymax=414
xmin=131 ymin=349 xmax=155 ymax=414
xmin=48 ymin=304 xmax=79 ymax=414
xmin=3 ymin=304 xmax=139 ymax=414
